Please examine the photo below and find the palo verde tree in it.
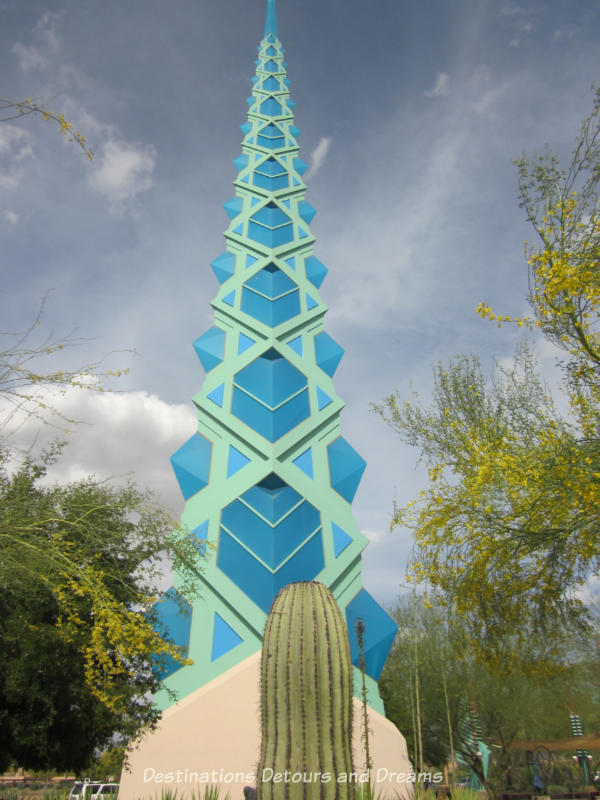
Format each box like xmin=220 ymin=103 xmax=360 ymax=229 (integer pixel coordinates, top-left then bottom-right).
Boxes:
xmin=374 ymin=88 xmax=600 ymax=661
xmin=1 ymin=96 xmax=93 ymax=159
xmin=0 ymin=306 xmax=203 ymax=770
xmin=379 ymin=596 xmax=600 ymax=794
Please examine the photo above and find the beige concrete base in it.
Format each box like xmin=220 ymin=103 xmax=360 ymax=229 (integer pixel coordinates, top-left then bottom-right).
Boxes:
xmin=120 ymin=652 xmax=413 ymax=800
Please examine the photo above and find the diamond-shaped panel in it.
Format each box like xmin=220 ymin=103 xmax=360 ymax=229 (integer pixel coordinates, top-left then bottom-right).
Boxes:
xmin=232 ymin=349 xmax=310 ymax=441
xmin=248 ymin=202 xmax=294 ymax=247
xmin=253 ymin=157 xmax=289 ymax=191
xmin=327 ymin=436 xmax=366 ymax=503
xmin=298 ymin=200 xmax=316 ymax=224
xmin=314 ymin=331 xmax=344 ymax=376
xmin=234 ymin=348 xmax=306 ymax=407
xmin=222 ymin=489 xmax=319 ymax=569
xmin=217 ymin=527 xmax=324 ymax=614
xmin=241 ymin=473 xmax=301 ymax=521
xmin=211 ymin=252 xmax=236 ymax=284
xmin=305 ymin=255 xmax=328 ymax=288
xmin=241 ymin=265 xmax=300 ymax=327
xmin=232 ymin=385 xmax=309 ymax=441
xmin=261 ymin=97 xmax=282 ymax=116
xmin=194 ymin=326 xmax=226 ymax=373
xmin=345 ymin=589 xmax=397 ymax=681
xmin=257 ymin=123 xmax=285 ymax=149
xmin=170 ymin=433 xmax=212 ymax=500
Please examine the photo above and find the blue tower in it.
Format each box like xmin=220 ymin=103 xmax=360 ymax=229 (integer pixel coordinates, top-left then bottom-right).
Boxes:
xmin=120 ymin=4 xmax=412 ymax=796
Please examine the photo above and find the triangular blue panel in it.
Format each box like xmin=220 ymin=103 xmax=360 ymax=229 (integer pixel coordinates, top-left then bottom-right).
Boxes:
xmin=284 ymin=256 xmax=296 ymax=271
xmin=150 ymin=587 xmax=192 ymax=680
xmin=292 ymin=448 xmax=314 ymax=479
xmin=240 ymin=121 xmax=252 ymax=135
xmin=227 ymin=445 xmax=251 ymax=478
xmin=317 ymin=387 xmax=332 ymax=410
xmin=287 ymin=336 xmax=302 ymax=356
xmin=306 ymin=294 xmax=318 ymax=310
xmin=246 ymin=254 xmax=258 ymax=269
xmin=211 ymin=613 xmax=243 ymax=661
xmin=299 ymin=228 xmax=309 ymax=239
xmin=190 ymin=520 xmax=209 ymax=556
xmin=238 ymin=333 xmax=256 ymax=354
xmin=233 ymin=223 xmax=244 ymax=235
xmin=207 ymin=383 xmax=224 ymax=407
xmin=332 ymin=522 xmax=352 ymax=557
xmin=222 ymin=290 xmax=235 ymax=307
xmin=234 ymin=154 xmax=249 ymax=171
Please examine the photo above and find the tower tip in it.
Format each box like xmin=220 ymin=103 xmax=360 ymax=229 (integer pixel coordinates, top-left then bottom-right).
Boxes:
xmin=264 ymin=0 xmax=278 ymax=37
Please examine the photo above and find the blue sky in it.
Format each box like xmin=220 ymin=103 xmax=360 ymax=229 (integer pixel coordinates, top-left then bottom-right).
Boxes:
xmin=1 ymin=0 xmax=599 ymax=607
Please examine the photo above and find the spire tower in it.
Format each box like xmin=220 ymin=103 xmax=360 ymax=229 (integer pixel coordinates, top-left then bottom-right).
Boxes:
xmin=120 ymin=5 xmax=411 ymax=795
xmin=264 ymin=0 xmax=278 ymax=37
xmin=159 ymin=0 xmax=396 ymax=714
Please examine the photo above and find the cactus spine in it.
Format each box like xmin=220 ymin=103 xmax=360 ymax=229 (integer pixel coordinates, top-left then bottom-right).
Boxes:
xmin=257 ymin=581 xmax=354 ymax=800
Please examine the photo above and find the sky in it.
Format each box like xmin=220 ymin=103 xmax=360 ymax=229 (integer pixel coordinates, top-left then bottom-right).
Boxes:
xmin=1 ymin=0 xmax=599 ymax=608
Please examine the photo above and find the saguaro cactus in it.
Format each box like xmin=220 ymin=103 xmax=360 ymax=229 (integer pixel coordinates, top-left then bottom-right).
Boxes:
xmin=257 ymin=581 xmax=354 ymax=800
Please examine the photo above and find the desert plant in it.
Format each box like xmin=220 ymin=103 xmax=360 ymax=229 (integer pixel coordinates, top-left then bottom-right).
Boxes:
xmin=256 ymin=581 xmax=354 ymax=800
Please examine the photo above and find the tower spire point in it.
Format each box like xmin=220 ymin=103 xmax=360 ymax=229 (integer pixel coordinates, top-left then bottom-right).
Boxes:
xmin=264 ymin=0 xmax=278 ymax=37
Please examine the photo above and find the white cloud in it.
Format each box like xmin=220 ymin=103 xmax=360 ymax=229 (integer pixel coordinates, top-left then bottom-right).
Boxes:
xmin=305 ymin=136 xmax=332 ymax=180
xmin=0 ymin=174 xmax=19 ymax=190
xmin=90 ymin=139 xmax=157 ymax=213
xmin=500 ymin=3 xmax=534 ymax=47
xmin=11 ymin=42 xmax=47 ymax=71
xmin=468 ymin=65 xmax=514 ymax=118
xmin=0 ymin=125 xmax=35 ymax=191
xmin=425 ymin=72 xmax=450 ymax=98
xmin=509 ymin=23 xmax=532 ymax=48
xmin=5 ymin=387 xmax=196 ymax=514
xmin=553 ymin=26 xmax=577 ymax=41
xmin=500 ymin=3 xmax=527 ymax=18
xmin=11 ymin=11 xmax=61 ymax=71
xmin=0 ymin=125 xmax=34 ymax=158
xmin=1 ymin=210 xmax=19 ymax=224
xmin=35 ymin=11 xmax=61 ymax=55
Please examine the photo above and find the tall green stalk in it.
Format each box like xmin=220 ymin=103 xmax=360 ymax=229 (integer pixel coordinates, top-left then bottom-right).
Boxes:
xmin=356 ymin=617 xmax=372 ymax=776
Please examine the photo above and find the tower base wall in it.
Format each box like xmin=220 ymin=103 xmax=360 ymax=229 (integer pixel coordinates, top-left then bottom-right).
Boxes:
xmin=119 ymin=652 xmax=414 ymax=800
